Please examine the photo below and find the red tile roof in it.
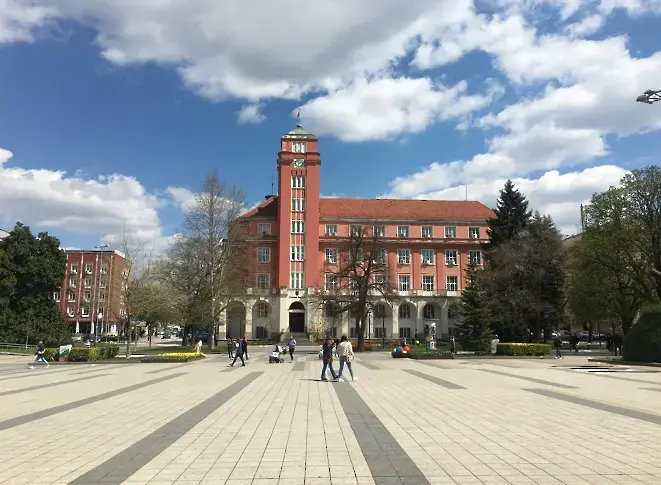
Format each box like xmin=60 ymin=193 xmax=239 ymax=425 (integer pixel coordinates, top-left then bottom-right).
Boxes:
xmin=319 ymin=198 xmax=494 ymax=221
xmin=242 ymin=197 xmax=278 ymax=218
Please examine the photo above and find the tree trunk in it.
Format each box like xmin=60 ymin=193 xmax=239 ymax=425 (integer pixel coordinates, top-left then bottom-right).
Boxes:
xmin=125 ymin=320 xmax=131 ymax=358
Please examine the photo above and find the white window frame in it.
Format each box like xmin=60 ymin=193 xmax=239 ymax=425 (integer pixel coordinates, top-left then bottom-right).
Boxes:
xmin=469 ymin=250 xmax=483 ymax=266
xmin=83 ymin=291 xmax=91 ymax=302
xmin=256 ymin=273 xmax=270 ymax=289
xmin=445 ymin=250 xmax=458 ymax=266
xmin=100 ymin=264 xmax=108 ymax=275
xmin=85 ymin=262 xmax=93 ymax=274
xmin=325 ymin=274 xmax=338 ymax=290
xmin=399 ymin=327 xmax=411 ymax=338
xmin=67 ymin=305 xmax=75 ymax=317
xmin=99 ymin=291 xmax=105 ymax=301
xmin=258 ymin=223 xmax=271 ymax=236
xmin=399 ymin=305 xmax=411 ymax=319
xmin=257 ymin=247 xmax=271 ymax=263
xmin=445 ymin=226 xmax=457 ymax=238
xmin=325 ymin=224 xmax=338 ymax=236
xmin=422 ymin=226 xmax=433 ymax=238
xmin=292 ymin=175 xmax=306 ymax=188
xmin=68 ymin=291 xmax=75 ymax=301
xmin=397 ymin=249 xmax=411 ymax=265
xmin=69 ymin=276 xmax=76 ymax=288
xmin=350 ymin=224 xmax=362 ymax=236
xmin=100 ymin=277 xmax=106 ymax=289
xmin=84 ymin=276 xmax=92 ymax=288
xmin=292 ymin=141 xmax=307 ymax=153
xmin=421 ymin=249 xmax=434 ymax=265
xmin=53 ymin=292 xmax=60 ymax=302
xmin=291 ymin=245 xmax=305 ymax=261
xmin=291 ymin=221 xmax=305 ymax=234
xmin=325 ymin=248 xmax=338 ymax=263
xmin=70 ymin=263 xmax=78 ymax=273
xmin=373 ymin=249 xmax=387 ymax=264
xmin=373 ymin=224 xmax=386 ymax=237
xmin=469 ymin=227 xmax=480 ymax=239
xmin=397 ymin=225 xmax=410 ymax=238
xmin=292 ymin=198 xmax=306 ymax=212
xmin=81 ymin=306 xmax=90 ymax=317
xmin=398 ymin=275 xmax=411 ymax=291
xmin=446 ymin=276 xmax=459 ymax=291
xmin=422 ymin=275 xmax=434 ymax=291
xmin=256 ymin=302 xmax=269 ymax=318
xmin=374 ymin=274 xmax=385 ymax=285
xmin=290 ymin=272 xmax=305 ymax=290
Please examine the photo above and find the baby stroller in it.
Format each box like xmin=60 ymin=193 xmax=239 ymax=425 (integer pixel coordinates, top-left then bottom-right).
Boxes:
xmin=269 ymin=345 xmax=286 ymax=363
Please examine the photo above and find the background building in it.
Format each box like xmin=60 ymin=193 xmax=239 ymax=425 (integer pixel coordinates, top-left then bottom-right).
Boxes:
xmin=0 ymin=229 xmax=8 ymax=240
xmin=220 ymin=125 xmax=494 ymax=341
xmin=55 ymin=249 xmax=129 ymax=335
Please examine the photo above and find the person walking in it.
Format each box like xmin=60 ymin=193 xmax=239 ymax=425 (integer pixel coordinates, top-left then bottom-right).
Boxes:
xmin=241 ymin=338 xmax=249 ymax=360
xmin=335 ymin=335 xmax=357 ymax=382
xmin=227 ymin=338 xmax=234 ymax=359
xmin=553 ymin=335 xmax=563 ymax=359
xmin=229 ymin=339 xmax=245 ymax=367
xmin=333 ymin=338 xmax=340 ymax=358
xmin=449 ymin=336 xmax=456 ymax=354
xmin=320 ymin=337 xmax=337 ymax=381
xmin=287 ymin=335 xmax=296 ymax=362
xmin=30 ymin=341 xmax=49 ymax=369
xmin=570 ymin=333 xmax=579 ymax=353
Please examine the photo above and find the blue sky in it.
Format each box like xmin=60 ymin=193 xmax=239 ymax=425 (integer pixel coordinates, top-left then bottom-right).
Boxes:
xmin=0 ymin=0 xmax=660 ymax=250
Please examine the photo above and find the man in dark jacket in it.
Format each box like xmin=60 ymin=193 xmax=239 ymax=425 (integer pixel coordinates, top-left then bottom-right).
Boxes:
xmin=320 ymin=338 xmax=337 ymax=381
xmin=241 ymin=338 xmax=249 ymax=360
xmin=229 ymin=340 xmax=245 ymax=367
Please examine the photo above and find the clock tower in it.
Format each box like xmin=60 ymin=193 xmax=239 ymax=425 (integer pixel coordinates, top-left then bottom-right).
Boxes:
xmin=277 ymin=125 xmax=321 ymax=294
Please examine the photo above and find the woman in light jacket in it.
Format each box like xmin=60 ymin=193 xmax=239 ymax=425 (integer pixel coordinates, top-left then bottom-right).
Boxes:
xmin=335 ymin=335 xmax=358 ymax=381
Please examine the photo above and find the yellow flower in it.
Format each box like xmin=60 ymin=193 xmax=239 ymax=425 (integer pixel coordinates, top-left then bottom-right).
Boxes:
xmin=160 ymin=352 xmax=201 ymax=358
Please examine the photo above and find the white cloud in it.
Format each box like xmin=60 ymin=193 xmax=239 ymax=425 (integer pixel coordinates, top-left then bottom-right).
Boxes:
xmin=165 ymin=186 xmax=197 ymax=213
xmin=0 ymin=147 xmax=169 ymax=247
xmin=236 ymin=104 xmax=266 ymax=125
xmin=0 ymin=0 xmax=55 ymax=43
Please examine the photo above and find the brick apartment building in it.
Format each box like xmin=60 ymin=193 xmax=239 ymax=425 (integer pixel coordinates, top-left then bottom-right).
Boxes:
xmin=54 ymin=249 xmax=130 ymax=335
xmin=219 ymin=125 xmax=494 ymax=341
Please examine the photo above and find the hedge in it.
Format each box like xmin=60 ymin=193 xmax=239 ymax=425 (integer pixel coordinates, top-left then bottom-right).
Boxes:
xmin=496 ymin=343 xmax=552 ymax=356
xmin=141 ymin=354 xmax=204 ymax=363
xmin=623 ymin=304 xmax=661 ymax=363
xmin=41 ymin=345 xmax=120 ymax=362
xmin=407 ymin=349 xmax=454 ymax=360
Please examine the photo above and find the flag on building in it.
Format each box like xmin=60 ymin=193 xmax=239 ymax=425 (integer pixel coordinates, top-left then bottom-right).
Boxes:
xmin=296 ymin=110 xmax=300 ymax=121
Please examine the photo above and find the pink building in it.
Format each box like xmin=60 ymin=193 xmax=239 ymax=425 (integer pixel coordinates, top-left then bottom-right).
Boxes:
xmin=220 ymin=125 xmax=494 ymax=340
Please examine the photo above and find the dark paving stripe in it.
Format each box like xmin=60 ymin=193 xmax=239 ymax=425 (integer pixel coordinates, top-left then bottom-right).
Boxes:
xmin=640 ymin=387 xmax=661 ymax=393
xmin=334 ymin=382 xmax=430 ymax=485
xmin=479 ymin=369 xmax=577 ymax=389
xmin=403 ymin=369 xmax=466 ymax=390
xmin=68 ymin=372 xmax=263 ymax=485
xmin=592 ymin=373 xmax=661 ymax=386
xmin=0 ymin=374 xmax=111 ymax=397
xmin=0 ymin=373 xmax=185 ymax=431
xmin=359 ymin=361 xmax=380 ymax=371
xmin=291 ymin=361 xmax=305 ymax=371
xmin=70 ymin=367 xmax=125 ymax=376
xmin=146 ymin=365 xmax=185 ymax=374
xmin=526 ymin=388 xmax=661 ymax=426
xmin=411 ymin=360 xmax=452 ymax=369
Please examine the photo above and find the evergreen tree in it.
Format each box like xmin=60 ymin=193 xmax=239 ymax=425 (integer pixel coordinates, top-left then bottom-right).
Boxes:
xmin=485 ymin=180 xmax=532 ymax=253
xmin=456 ymin=265 xmax=492 ymax=352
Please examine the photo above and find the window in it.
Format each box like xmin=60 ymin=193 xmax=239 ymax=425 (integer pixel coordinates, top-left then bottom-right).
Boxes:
xmin=258 ymin=223 xmax=271 ymax=235
xmin=256 ymin=274 xmax=270 ymax=289
xmin=422 ymin=226 xmax=433 ymax=238
xmin=291 ymin=245 xmax=305 ymax=261
xmin=100 ymin=264 xmax=108 ymax=275
xmin=325 ymin=248 xmax=338 ymax=263
xmin=374 ymin=274 xmax=385 ymax=285
xmin=98 ymin=307 xmax=104 ymax=317
xmin=69 ymin=276 xmax=76 ymax=288
xmin=84 ymin=291 xmax=91 ymax=302
xmin=292 ymin=141 xmax=306 ymax=153
xmin=324 ymin=304 xmax=339 ymax=318
xmin=257 ymin=247 xmax=271 ymax=263
xmin=292 ymin=198 xmax=305 ymax=212
xmin=71 ymin=263 xmax=78 ymax=273
xmin=373 ymin=224 xmax=386 ymax=237
xmin=350 ymin=327 xmax=357 ymax=338
xmin=397 ymin=225 xmax=409 ymax=238
xmin=374 ymin=327 xmax=386 ymax=338
xmin=291 ymin=221 xmax=305 ymax=233
xmin=397 ymin=249 xmax=410 ymax=264
xmin=85 ymin=262 xmax=93 ymax=274
xmin=99 ymin=291 xmax=105 ymax=301
xmin=256 ymin=302 xmax=269 ymax=318
xmin=423 ymin=303 xmax=435 ymax=319
xmin=446 ymin=276 xmax=458 ymax=291
xmin=84 ymin=276 xmax=92 ymax=288
xmin=68 ymin=291 xmax=75 ymax=301
xmin=399 ymin=305 xmax=411 ymax=319
xmin=421 ymin=249 xmax=434 ymax=265
xmin=329 ymin=326 xmax=338 ymax=338
xmin=445 ymin=226 xmax=457 ymax=238
xmin=398 ymin=275 xmax=411 ymax=291
xmin=448 ymin=307 xmax=456 ymax=319
xmin=350 ymin=224 xmax=362 ymax=236
xmin=325 ymin=224 xmax=338 ymax=236
xmin=67 ymin=305 xmax=75 ymax=316
xmin=290 ymin=272 xmax=304 ymax=289
xmin=373 ymin=249 xmax=387 ymax=264
xmin=325 ymin=274 xmax=338 ymax=290
xmin=292 ymin=175 xmax=306 ymax=188
xmin=469 ymin=250 xmax=482 ymax=265
xmin=81 ymin=306 xmax=89 ymax=317
xmin=52 ymin=291 xmax=60 ymax=302
xmin=100 ymin=277 xmax=107 ymax=289
xmin=399 ymin=327 xmax=411 ymax=338
xmin=469 ymin=227 xmax=480 ymax=239
xmin=255 ymin=326 xmax=268 ymax=339
xmin=422 ymin=275 xmax=434 ymax=291
xmin=445 ymin=250 xmax=458 ymax=265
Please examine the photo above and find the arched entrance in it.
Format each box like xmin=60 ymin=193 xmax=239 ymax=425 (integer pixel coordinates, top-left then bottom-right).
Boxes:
xmin=289 ymin=301 xmax=305 ymax=333
xmin=226 ymin=301 xmax=246 ymax=338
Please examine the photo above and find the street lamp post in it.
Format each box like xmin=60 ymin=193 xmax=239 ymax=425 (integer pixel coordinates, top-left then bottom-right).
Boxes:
xmin=636 ymin=89 xmax=661 ymax=104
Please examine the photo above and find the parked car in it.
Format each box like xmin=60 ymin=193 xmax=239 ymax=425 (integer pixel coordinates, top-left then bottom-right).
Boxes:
xmin=71 ymin=333 xmax=83 ymax=342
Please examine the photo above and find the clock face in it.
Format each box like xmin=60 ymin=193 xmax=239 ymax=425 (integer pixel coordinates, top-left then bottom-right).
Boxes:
xmin=294 ymin=159 xmax=305 ymax=168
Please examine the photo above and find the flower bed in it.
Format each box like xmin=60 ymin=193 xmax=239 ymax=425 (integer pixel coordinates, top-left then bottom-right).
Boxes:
xmin=351 ymin=342 xmax=373 ymax=351
xmin=495 ymin=343 xmax=552 ymax=356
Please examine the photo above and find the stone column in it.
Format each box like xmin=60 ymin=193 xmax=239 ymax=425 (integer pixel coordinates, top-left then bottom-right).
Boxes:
xmin=441 ymin=299 xmax=449 ymax=338
xmin=217 ymin=307 xmax=227 ymax=340
xmin=244 ymin=301 xmax=253 ymax=340
xmin=341 ymin=311 xmax=350 ymax=337
xmin=391 ymin=304 xmax=399 ymax=340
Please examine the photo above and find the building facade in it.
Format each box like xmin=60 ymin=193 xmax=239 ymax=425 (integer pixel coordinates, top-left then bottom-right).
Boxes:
xmin=0 ymin=229 xmax=8 ymax=240
xmin=54 ymin=249 xmax=129 ymax=335
xmin=219 ymin=125 xmax=494 ymax=341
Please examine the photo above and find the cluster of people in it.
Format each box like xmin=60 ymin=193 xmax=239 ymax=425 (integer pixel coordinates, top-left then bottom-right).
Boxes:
xmin=320 ymin=335 xmax=358 ymax=382
xmin=227 ymin=337 xmax=249 ymax=367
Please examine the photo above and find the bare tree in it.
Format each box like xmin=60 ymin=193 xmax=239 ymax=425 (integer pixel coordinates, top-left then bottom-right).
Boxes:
xmin=173 ymin=171 xmax=247 ymax=349
xmin=313 ymin=224 xmax=399 ymax=351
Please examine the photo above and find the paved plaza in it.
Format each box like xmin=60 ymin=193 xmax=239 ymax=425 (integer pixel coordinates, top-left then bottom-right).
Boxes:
xmin=2 ymin=352 xmax=661 ymax=485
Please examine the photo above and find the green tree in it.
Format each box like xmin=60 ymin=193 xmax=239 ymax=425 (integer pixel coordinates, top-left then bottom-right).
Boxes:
xmin=456 ymin=265 xmax=492 ymax=352
xmin=0 ymin=223 xmax=68 ymax=345
xmin=485 ymin=180 xmax=532 ymax=255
